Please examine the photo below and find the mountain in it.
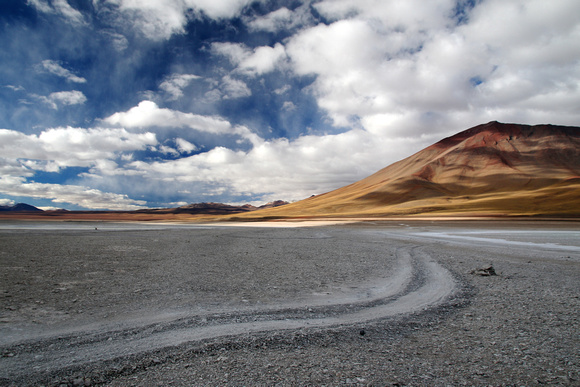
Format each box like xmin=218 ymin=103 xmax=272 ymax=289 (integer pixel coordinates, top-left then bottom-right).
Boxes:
xmin=232 ymin=122 xmax=580 ymax=219
xmin=0 ymin=203 xmax=43 ymax=212
xmin=135 ymin=201 xmax=289 ymax=215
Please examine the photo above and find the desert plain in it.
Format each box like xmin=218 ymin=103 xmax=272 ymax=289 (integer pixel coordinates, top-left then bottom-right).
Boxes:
xmin=0 ymin=219 xmax=578 ymax=386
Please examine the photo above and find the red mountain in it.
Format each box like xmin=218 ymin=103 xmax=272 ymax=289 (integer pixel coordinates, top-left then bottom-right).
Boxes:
xmin=235 ymin=121 xmax=580 ymax=218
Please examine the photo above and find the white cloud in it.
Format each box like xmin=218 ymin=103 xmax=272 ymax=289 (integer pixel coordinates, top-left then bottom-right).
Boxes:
xmin=49 ymin=90 xmax=87 ymax=107
xmin=211 ymin=42 xmax=249 ymax=64
xmin=40 ymin=60 xmax=86 ymax=83
xmin=175 ymin=138 xmax=197 ymax=153
xmin=274 ymin=85 xmax=290 ymax=95
xmin=187 ymin=0 xmax=253 ymax=19
xmin=212 ymin=42 xmax=286 ymax=76
xmin=0 ymin=158 xmax=35 ymax=178
xmin=35 ymin=90 xmax=87 ymax=109
xmin=100 ymin=30 xmax=129 ymax=51
xmin=117 ymin=128 xmax=434 ymax=203
xmin=159 ymin=73 xmax=200 ymax=100
xmin=314 ymin=0 xmax=454 ymax=30
xmin=246 ymin=7 xmax=293 ymax=32
xmin=220 ymin=75 xmax=252 ymax=99
xmin=28 ymin=0 xmax=85 ymax=25
xmin=107 ymin=0 xmax=253 ymax=40
xmin=5 ymin=85 xmax=25 ymax=92
xmin=0 ymin=127 xmax=157 ymax=172
xmin=246 ymin=5 xmax=314 ymax=33
xmin=106 ymin=0 xmax=189 ymax=40
xmin=0 ymin=126 xmax=158 ymax=209
xmin=158 ymin=145 xmax=180 ymax=156
xmin=283 ymin=0 xmax=580 ymax=135
xmin=0 ymin=176 xmax=147 ymax=210
xmin=104 ymin=101 xmax=262 ymax=145
xmin=238 ymin=43 xmax=287 ymax=75
xmin=282 ymin=101 xmax=296 ymax=111
xmin=0 ymin=198 xmax=15 ymax=207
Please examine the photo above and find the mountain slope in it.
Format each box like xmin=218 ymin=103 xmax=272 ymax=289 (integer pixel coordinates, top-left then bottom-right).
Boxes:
xmin=234 ymin=122 xmax=580 ymax=219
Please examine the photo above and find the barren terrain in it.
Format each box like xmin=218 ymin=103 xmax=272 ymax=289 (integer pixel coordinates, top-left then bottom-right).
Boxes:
xmin=0 ymin=220 xmax=579 ymax=386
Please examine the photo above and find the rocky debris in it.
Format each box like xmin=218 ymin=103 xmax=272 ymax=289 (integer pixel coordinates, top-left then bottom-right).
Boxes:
xmin=470 ymin=265 xmax=497 ymax=276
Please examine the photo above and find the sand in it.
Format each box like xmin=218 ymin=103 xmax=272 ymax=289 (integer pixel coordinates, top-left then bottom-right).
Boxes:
xmin=0 ymin=220 xmax=579 ymax=386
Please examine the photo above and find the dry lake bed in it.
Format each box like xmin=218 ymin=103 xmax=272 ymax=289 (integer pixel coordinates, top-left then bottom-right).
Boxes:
xmin=0 ymin=220 xmax=579 ymax=386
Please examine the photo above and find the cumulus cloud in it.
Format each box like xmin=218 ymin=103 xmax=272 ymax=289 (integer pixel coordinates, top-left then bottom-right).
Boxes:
xmin=175 ymin=138 xmax=197 ymax=153
xmin=0 ymin=176 xmax=147 ymax=210
xmin=245 ymin=5 xmax=315 ymax=33
xmin=0 ymin=126 xmax=158 ymax=209
xmin=211 ymin=42 xmax=249 ymax=64
xmin=246 ymin=7 xmax=294 ymax=32
xmin=108 ymin=0 xmax=253 ymax=40
xmin=115 ymin=128 xmax=433 ymax=203
xmin=314 ymin=0 xmax=453 ymax=29
xmin=211 ymin=42 xmax=287 ymax=76
xmin=159 ymin=74 xmax=200 ymax=100
xmin=284 ymin=0 xmax=580 ymax=135
xmin=238 ymin=44 xmax=287 ymax=75
xmin=39 ymin=60 xmax=86 ymax=83
xmin=0 ymin=127 xmax=157 ymax=172
xmin=104 ymin=101 xmax=260 ymax=144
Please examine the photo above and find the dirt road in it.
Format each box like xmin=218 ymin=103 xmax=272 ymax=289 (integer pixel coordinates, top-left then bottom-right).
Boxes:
xmin=0 ymin=221 xmax=578 ymax=385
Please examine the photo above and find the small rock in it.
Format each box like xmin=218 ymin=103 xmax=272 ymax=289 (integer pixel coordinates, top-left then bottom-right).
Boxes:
xmin=72 ymin=377 xmax=85 ymax=386
xmin=470 ymin=265 xmax=496 ymax=276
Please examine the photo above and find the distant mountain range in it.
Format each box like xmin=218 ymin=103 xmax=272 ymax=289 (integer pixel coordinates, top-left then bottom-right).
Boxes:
xmin=0 ymin=203 xmax=43 ymax=212
xmin=233 ymin=121 xmax=580 ymax=219
xmin=0 ymin=201 xmax=289 ymax=217
xmin=136 ymin=200 xmax=289 ymax=215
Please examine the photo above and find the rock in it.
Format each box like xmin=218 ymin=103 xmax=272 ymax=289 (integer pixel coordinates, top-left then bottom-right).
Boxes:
xmin=470 ymin=265 xmax=497 ymax=276
xmin=72 ymin=377 xmax=85 ymax=386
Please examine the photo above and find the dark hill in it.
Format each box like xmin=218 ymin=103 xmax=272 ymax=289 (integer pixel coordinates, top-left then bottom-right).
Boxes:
xmin=0 ymin=203 xmax=43 ymax=212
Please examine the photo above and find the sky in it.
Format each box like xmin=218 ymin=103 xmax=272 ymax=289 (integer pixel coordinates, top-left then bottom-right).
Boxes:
xmin=0 ymin=0 xmax=579 ymax=210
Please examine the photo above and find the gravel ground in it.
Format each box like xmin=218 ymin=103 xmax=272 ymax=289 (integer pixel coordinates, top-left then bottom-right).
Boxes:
xmin=0 ymin=220 xmax=579 ymax=386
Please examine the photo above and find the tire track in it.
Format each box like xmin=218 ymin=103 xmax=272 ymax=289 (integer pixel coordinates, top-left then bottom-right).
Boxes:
xmin=0 ymin=246 xmax=456 ymax=381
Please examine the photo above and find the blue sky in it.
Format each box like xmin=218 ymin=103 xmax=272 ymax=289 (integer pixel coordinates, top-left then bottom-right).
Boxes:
xmin=1 ymin=0 xmax=579 ymax=210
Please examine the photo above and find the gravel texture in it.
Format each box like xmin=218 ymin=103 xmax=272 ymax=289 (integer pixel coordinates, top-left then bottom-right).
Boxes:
xmin=0 ymin=220 xmax=579 ymax=386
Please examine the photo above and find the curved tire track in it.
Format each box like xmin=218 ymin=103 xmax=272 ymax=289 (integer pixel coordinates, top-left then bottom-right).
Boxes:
xmin=0 ymin=246 xmax=456 ymax=381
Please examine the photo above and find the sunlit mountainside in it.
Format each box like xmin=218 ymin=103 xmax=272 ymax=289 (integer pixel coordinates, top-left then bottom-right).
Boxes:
xmin=232 ymin=121 xmax=580 ymax=219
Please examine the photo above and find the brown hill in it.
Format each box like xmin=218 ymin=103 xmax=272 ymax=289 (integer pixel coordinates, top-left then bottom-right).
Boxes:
xmin=232 ymin=121 xmax=580 ymax=219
